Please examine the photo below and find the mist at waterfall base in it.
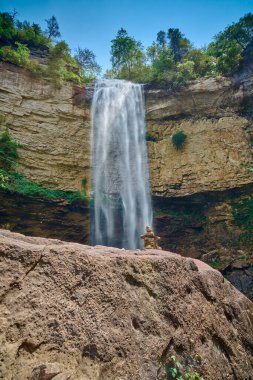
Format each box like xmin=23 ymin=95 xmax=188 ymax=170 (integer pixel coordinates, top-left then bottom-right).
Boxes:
xmin=91 ymin=79 xmax=153 ymax=249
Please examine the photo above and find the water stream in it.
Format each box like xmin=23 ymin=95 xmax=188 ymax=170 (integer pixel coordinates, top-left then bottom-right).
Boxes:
xmin=91 ymin=79 xmax=152 ymax=249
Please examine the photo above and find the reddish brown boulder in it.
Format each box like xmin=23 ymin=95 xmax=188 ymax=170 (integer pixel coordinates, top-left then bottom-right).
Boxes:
xmin=0 ymin=229 xmax=252 ymax=380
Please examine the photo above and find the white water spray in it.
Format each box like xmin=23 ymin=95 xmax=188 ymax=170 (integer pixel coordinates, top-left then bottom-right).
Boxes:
xmin=91 ymin=79 xmax=153 ymax=249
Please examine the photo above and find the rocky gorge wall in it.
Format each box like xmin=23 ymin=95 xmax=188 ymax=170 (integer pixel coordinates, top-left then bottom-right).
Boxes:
xmin=0 ymin=62 xmax=90 ymax=192
xmin=0 ymin=60 xmax=253 ymax=298
xmin=1 ymin=62 xmax=252 ymax=197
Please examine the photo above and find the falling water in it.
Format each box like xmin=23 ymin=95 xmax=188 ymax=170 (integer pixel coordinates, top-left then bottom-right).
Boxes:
xmin=91 ymin=79 xmax=153 ymax=249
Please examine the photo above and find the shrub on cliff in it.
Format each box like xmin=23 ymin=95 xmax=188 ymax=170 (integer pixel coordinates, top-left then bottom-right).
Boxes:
xmin=0 ymin=129 xmax=20 ymax=171
xmin=171 ymin=131 xmax=187 ymax=149
xmin=46 ymin=41 xmax=83 ymax=87
xmin=0 ymin=43 xmax=43 ymax=75
xmin=0 ymin=130 xmax=20 ymax=170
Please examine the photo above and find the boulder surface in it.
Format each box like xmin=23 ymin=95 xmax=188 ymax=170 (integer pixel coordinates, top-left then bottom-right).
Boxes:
xmin=0 ymin=229 xmax=252 ymax=380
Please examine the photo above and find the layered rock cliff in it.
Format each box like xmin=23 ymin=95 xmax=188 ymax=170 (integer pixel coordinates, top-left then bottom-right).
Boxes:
xmin=1 ymin=61 xmax=252 ymax=197
xmin=146 ymin=76 xmax=253 ymax=197
xmin=0 ymin=59 xmax=253 ymax=298
xmin=0 ymin=62 xmax=90 ymax=192
xmin=0 ymin=230 xmax=253 ymax=380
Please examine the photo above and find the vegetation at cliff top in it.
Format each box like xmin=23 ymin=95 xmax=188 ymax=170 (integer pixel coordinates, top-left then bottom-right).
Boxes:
xmin=0 ymin=11 xmax=252 ymax=87
xmin=107 ymin=13 xmax=253 ymax=87
xmin=0 ymin=11 xmax=101 ymax=86
xmin=0 ymin=129 xmax=87 ymax=203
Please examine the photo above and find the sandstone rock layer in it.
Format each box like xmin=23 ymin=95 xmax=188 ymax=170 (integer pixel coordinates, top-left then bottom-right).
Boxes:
xmin=0 ymin=63 xmax=90 ymax=192
xmin=0 ymin=230 xmax=252 ymax=380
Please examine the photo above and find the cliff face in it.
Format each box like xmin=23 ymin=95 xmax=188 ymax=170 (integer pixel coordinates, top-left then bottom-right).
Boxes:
xmin=1 ymin=62 xmax=253 ymax=197
xmin=0 ymin=190 xmax=89 ymax=244
xmin=146 ymin=76 xmax=253 ymax=197
xmin=0 ymin=230 xmax=253 ymax=380
xmin=0 ymin=62 xmax=90 ymax=192
xmin=1 ymin=62 xmax=252 ymax=198
xmin=1 ymin=60 xmax=253 ymax=298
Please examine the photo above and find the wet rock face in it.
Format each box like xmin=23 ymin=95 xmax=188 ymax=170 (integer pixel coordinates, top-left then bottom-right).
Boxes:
xmin=222 ymin=265 xmax=253 ymax=302
xmin=0 ymin=230 xmax=253 ymax=380
xmin=0 ymin=191 xmax=90 ymax=244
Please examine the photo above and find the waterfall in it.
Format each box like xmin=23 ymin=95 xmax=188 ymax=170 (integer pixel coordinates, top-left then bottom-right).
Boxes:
xmin=91 ymin=79 xmax=153 ymax=249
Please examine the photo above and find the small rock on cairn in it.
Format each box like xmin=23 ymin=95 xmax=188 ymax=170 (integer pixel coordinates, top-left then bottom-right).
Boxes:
xmin=140 ymin=226 xmax=162 ymax=250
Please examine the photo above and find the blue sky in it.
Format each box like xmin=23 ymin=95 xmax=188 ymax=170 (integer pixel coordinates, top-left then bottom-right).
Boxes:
xmin=1 ymin=0 xmax=253 ymax=73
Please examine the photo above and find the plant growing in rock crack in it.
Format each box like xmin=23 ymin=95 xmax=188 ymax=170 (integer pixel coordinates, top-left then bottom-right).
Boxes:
xmin=171 ymin=131 xmax=187 ymax=149
xmin=165 ymin=355 xmax=206 ymax=380
xmin=146 ymin=132 xmax=158 ymax=142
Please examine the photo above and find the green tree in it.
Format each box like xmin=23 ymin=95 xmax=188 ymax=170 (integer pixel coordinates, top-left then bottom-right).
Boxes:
xmin=45 ymin=16 xmax=61 ymax=39
xmin=74 ymin=47 xmax=101 ymax=78
xmin=207 ymin=13 xmax=253 ymax=75
xmin=152 ymin=47 xmax=174 ymax=76
xmin=186 ymin=49 xmax=218 ymax=77
xmin=156 ymin=30 xmax=167 ymax=48
xmin=0 ymin=12 xmax=16 ymax=45
xmin=110 ymin=28 xmax=145 ymax=79
xmin=167 ymin=28 xmax=191 ymax=62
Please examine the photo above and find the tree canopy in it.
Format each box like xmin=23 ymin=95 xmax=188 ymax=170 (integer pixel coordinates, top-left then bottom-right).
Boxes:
xmin=0 ymin=11 xmax=101 ymax=86
xmin=45 ymin=16 xmax=61 ymax=39
xmin=109 ymin=13 xmax=253 ymax=86
xmin=110 ymin=28 xmax=145 ymax=79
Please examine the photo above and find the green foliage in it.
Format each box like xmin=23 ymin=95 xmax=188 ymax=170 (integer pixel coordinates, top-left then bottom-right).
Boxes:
xmin=232 ymin=196 xmax=253 ymax=247
xmin=0 ymin=42 xmax=43 ymax=74
xmin=207 ymin=40 xmax=242 ymax=76
xmin=109 ymin=13 xmax=253 ymax=84
xmin=207 ymin=13 xmax=253 ymax=75
xmin=45 ymin=41 xmax=82 ymax=87
xmin=16 ymin=22 xmax=50 ymax=49
xmin=185 ymin=49 xmax=218 ymax=77
xmin=45 ymin=16 xmax=61 ymax=39
xmin=0 ymin=42 xmax=28 ymax=65
xmin=74 ymin=47 xmax=101 ymax=79
xmin=110 ymin=28 xmax=146 ymax=80
xmin=171 ymin=131 xmax=187 ymax=149
xmin=0 ymin=169 xmax=86 ymax=203
xmin=146 ymin=132 xmax=157 ymax=142
xmin=0 ymin=12 xmax=16 ymax=44
xmin=81 ymin=177 xmax=87 ymax=193
xmin=0 ymin=129 xmax=20 ymax=171
xmin=0 ymin=11 xmax=99 ymax=86
xmin=176 ymin=60 xmax=195 ymax=81
xmin=167 ymin=28 xmax=192 ymax=62
xmin=165 ymin=355 xmax=205 ymax=380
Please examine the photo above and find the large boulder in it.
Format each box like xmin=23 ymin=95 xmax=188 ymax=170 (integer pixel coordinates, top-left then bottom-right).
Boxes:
xmin=0 ymin=229 xmax=252 ymax=380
